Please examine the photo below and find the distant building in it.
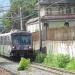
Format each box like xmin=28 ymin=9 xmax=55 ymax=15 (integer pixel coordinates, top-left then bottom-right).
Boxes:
xmin=37 ymin=0 xmax=75 ymax=28
xmin=26 ymin=17 xmax=43 ymax=33
xmin=26 ymin=0 xmax=75 ymax=56
xmin=27 ymin=0 xmax=75 ymax=32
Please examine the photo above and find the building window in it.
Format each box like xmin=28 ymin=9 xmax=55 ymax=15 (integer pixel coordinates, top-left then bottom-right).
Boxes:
xmin=46 ymin=8 xmax=52 ymax=15
xmin=66 ymin=7 xmax=71 ymax=14
xmin=73 ymin=7 xmax=75 ymax=14
xmin=59 ymin=7 xmax=64 ymax=15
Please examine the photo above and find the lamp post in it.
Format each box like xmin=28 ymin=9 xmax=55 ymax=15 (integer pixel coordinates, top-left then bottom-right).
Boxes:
xmin=64 ymin=21 xmax=69 ymax=27
xmin=44 ymin=22 xmax=49 ymax=40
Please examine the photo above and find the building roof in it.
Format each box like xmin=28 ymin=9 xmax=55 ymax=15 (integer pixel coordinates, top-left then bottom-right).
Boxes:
xmin=39 ymin=0 xmax=75 ymax=4
xmin=26 ymin=17 xmax=39 ymax=25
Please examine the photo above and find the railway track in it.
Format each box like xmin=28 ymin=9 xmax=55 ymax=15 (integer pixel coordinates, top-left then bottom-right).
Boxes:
xmin=0 ymin=57 xmax=75 ymax=75
xmin=31 ymin=63 xmax=75 ymax=75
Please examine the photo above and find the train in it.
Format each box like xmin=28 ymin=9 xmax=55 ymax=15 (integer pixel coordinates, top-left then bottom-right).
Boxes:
xmin=0 ymin=30 xmax=34 ymax=59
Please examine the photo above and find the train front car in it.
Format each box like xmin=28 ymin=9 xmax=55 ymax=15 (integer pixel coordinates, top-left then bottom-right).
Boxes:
xmin=10 ymin=31 xmax=33 ymax=58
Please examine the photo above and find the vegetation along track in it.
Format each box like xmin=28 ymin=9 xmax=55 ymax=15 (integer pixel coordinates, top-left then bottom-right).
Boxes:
xmin=31 ymin=63 xmax=75 ymax=75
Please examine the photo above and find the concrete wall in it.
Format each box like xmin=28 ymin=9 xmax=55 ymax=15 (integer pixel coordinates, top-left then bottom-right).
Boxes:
xmin=33 ymin=40 xmax=75 ymax=57
xmin=46 ymin=41 xmax=75 ymax=57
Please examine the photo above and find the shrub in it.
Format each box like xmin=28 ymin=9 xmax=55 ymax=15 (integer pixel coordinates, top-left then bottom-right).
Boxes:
xmin=56 ymin=54 xmax=70 ymax=68
xmin=44 ymin=54 xmax=70 ymax=68
xmin=44 ymin=54 xmax=58 ymax=67
xmin=17 ymin=57 xmax=30 ymax=71
xmin=35 ymin=52 xmax=46 ymax=63
xmin=66 ymin=58 xmax=75 ymax=71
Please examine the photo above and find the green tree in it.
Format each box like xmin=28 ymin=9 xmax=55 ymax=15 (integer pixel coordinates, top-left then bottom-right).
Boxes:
xmin=2 ymin=12 xmax=12 ymax=30
xmin=2 ymin=0 xmax=37 ymax=30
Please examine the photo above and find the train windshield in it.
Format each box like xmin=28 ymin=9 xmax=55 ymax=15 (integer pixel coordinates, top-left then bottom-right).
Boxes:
xmin=12 ymin=35 xmax=31 ymax=45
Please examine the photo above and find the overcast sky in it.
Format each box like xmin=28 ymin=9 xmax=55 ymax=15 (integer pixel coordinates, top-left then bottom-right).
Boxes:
xmin=0 ymin=0 xmax=10 ymax=6
xmin=0 ymin=0 xmax=10 ymax=17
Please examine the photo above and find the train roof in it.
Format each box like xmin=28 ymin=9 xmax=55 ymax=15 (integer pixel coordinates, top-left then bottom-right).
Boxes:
xmin=0 ymin=30 xmax=31 ymax=36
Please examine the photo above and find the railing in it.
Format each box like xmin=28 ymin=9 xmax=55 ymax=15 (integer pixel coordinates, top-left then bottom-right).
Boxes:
xmin=43 ymin=14 xmax=75 ymax=19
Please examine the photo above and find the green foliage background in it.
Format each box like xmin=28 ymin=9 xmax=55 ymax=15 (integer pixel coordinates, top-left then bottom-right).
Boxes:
xmin=2 ymin=0 xmax=37 ymax=30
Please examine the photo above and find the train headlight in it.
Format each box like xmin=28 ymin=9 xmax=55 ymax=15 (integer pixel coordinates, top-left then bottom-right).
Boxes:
xmin=12 ymin=46 xmax=16 ymax=49
xmin=12 ymin=46 xmax=15 ymax=49
xmin=28 ymin=46 xmax=32 ymax=49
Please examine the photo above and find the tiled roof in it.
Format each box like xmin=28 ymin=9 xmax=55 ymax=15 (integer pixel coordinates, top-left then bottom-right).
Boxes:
xmin=39 ymin=0 xmax=75 ymax=4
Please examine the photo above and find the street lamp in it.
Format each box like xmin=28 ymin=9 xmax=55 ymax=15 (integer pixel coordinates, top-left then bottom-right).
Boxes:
xmin=64 ymin=21 xmax=69 ymax=27
xmin=44 ymin=22 xmax=49 ymax=40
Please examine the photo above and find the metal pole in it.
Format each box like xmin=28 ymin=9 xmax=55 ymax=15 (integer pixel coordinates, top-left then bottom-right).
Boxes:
xmin=20 ymin=7 xmax=23 ymax=30
xmin=38 ymin=0 xmax=42 ymax=51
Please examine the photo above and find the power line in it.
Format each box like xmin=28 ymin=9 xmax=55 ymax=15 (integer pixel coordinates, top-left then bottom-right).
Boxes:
xmin=46 ymin=0 xmax=65 ymax=9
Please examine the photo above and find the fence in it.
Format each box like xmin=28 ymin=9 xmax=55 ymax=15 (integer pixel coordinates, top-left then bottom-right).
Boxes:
xmin=32 ymin=26 xmax=75 ymax=57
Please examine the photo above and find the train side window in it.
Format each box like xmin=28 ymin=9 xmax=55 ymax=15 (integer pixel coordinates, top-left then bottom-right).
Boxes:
xmin=0 ymin=37 xmax=1 ymax=45
xmin=0 ymin=36 xmax=2 ymax=45
xmin=6 ymin=36 xmax=10 ymax=45
xmin=1 ymin=36 xmax=3 ymax=45
xmin=3 ymin=36 xmax=7 ymax=45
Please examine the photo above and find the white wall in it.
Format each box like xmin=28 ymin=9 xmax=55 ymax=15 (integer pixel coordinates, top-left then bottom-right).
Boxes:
xmin=33 ymin=40 xmax=75 ymax=57
xmin=27 ymin=22 xmax=43 ymax=33
xmin=40 ymin=7 xmax=46 ymax=17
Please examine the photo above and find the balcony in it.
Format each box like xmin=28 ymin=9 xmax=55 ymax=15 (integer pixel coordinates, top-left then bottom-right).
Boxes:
xmin=41 ymin=14 xmax=75 ymax=20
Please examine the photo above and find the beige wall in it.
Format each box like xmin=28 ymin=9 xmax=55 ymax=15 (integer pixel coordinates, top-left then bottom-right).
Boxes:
xmin=40 ymin=6 xmax=46 ymax=17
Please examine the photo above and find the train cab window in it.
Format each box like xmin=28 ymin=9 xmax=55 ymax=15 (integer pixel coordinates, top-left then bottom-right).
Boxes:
xmin=12 ymin=35 xmax=31 ymax=45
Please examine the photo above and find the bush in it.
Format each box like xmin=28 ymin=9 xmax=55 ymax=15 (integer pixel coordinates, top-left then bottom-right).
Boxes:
xmin=44 ymin=54 xmax=58 ymax=67
xmin=35 ymin=52 xmax=46 ymax=63
xmin=44 ymin=54 xmax=70 ymax=68
xmin=56 ymin=54 xmax=70 ymax=68
xmin=66 ymin=58 xmax=75 ymax=71
xmin=17 ymin=57 xmax=30 ymax=71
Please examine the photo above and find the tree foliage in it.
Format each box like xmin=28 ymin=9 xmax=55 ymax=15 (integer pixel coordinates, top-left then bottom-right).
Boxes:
xmin=2 ymin=12 xmax=12 ymax=28
xmin=2 ymin=0 xmax=37 ymax=30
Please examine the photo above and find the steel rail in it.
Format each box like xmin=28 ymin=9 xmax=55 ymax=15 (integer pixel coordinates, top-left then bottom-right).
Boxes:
xmin=31 ymin=63 xmax=75 ymax=75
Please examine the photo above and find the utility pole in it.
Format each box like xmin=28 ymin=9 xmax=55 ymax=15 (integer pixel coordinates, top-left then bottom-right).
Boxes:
xmin=20 ymin=7 xmax=23 ymax=30
xmin=11 ymin=12 xmax=14 ymax=30
xmin=38 ymin=0 xmax=42 ymax=51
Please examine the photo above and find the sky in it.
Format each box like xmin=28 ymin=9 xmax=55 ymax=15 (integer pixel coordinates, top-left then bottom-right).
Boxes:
xmin=0 ymin=0 xmax=10 ymax=17
xmin=0 ymin=0 xmax=10 ymax=7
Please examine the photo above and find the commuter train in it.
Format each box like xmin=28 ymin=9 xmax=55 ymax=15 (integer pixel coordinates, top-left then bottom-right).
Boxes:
xmin=0 ymin=30 xmax=34 ymax=58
